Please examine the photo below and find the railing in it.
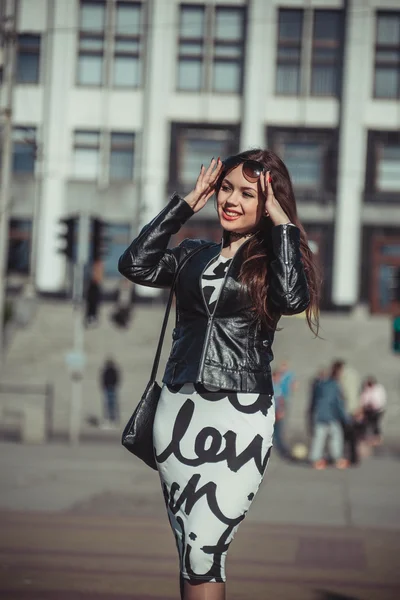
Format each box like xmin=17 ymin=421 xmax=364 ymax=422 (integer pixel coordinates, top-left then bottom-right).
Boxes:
xmin=0 ymin=383 xmax=54 ymax=440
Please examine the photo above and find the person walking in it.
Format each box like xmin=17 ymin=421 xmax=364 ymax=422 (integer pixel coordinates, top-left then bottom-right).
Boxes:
xmin=272 ymin=370 xmax=290 ymax=457
xmin=309 ymin=361 xmax=349 ymax=470
xmin=100 ymin=358 xmax=121 ymax=426
xmin=360 ymin=376 xmax=387 ymax=446
xmin=119 ymin=149 xmax=320 ymax=600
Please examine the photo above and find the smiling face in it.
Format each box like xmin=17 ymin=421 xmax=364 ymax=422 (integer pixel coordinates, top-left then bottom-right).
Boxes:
xmin=216 ymin=164 xmax=265 ymax=234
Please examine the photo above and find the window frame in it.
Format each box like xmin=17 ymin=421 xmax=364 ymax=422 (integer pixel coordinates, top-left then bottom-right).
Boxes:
xmin=177 ymin=4 xmax=206 ymax=92
xmin=72 ymin=129 xmax=101 ymax=181
xmin=373 ymin=11 xmax=400 ymax=100
xmin=176 ymin=3 xmax=246 ymax=95
xmin=76 ymin=0 xmax=144 ymax=89
xmin=113 ymin=1 xmax=143 ymax=89
xmin=16 ymin=34 xmax=41 ymax=84
xmin=109 ymin=131 xmax=135 ymax=181
xmin=275 ymin=8 xmax=304 ymax=97
xmin=267 ymin=126 xmax=338 ymax=204
xmin=12 ymin=126 xmax=37 ymax=176
xmin=310 ymin=9 xmax=344 ymax=98
xmin=365 ymin=130 xmax=400 ymax=203
xmin=168 ymin=122 xmax=240 ymax=195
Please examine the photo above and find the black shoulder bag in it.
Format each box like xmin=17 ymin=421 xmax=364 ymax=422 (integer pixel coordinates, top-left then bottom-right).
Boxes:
xmin=121 ymin=244 xmax=210 ymax=469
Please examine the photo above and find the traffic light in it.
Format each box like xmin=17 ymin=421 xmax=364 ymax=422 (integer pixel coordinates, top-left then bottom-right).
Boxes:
xmin=58 ymin=216 xmax=77 ymax=262
xmin=91 ymin=218 xmax=110 ymax=262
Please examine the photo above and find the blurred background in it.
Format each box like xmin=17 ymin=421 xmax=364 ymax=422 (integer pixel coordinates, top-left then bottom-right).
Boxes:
xmin=0 ymin=0 xmax=400 ymax=599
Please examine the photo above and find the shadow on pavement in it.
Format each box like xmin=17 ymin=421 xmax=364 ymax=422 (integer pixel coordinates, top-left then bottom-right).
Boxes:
xmin=315 ymin=590 xmax=361 ymax=600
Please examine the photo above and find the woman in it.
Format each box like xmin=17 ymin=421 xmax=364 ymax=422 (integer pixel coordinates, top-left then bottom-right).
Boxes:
xmin=359 ymin=376 xmax=386 ymax=446
xmin=119 ymin=149 xmax=320 ymax=600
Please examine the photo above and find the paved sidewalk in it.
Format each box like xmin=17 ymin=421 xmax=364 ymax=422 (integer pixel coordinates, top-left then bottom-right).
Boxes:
xmin=0 ymin=441 xmax=399 ymax=599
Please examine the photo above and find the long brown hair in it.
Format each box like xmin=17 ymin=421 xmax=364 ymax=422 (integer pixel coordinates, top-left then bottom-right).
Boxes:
xmin=217 ymin=148 xmax=321 ymax=335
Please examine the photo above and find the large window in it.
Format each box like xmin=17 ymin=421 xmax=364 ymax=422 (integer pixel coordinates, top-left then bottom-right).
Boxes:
xmin=16 ymin=35 xmax=41 ymax=83
xmin=110 ymin=132 xmax=135 ymax=180
xmin=12 ymin=127 xmax=36 ymax=175
xmin=72 ymin=130 xmax=135 ymax=181
xmin=7 ymin=219 xmax=32 ymax=274
xmin=311 ymin=11 xmax=343 ymax=96
xmin=276 ymin=8 xmax=343 ymax=97
xmin=374 ymin=12 xmax=400 ymax=99
xmin=72 ymin=130 xmax=101 ymax=180
xmin=276 ymin=9 xmax=303 ymax=95
xmin=177 ymin=4 xmax=245 ymax=93
xmin=366 ymin=132 xmax=400 ymax=200
xmin=169 ymin=124 xmax=239 ymax=193
xmin=269 ymin=127 xmax=338 ymax=201
xmin=77 ymin=0 xmax=143 ymax=87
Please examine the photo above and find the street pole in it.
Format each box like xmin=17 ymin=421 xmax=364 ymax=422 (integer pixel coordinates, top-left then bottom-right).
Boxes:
xmin=68 ymin=212 xmax=90 ymax=445
xmin=0 ymin=0 xmax=17 ymax=363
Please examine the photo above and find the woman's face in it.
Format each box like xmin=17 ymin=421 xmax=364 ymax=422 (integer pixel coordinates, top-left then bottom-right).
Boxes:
xmin=216 ymin=164 xmax=265 ymax=234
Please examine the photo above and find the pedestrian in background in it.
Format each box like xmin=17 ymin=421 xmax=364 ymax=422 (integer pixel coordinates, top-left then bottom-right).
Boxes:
xmin=100 ymin=358 xmax=121 ymax=427
xmin=307 ymin=366 xmax=328 ymax=437
xmin=272 ymin=370 xmax=290 ymax=458
xmin=360 ymin=376 xmax=387 ymax=447
xmin=309 ymin=361 xmax=349 ymax=470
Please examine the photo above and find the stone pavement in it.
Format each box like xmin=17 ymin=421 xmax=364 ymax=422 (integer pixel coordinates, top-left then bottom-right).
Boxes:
xmin=0 ymin=441 xmax=400 ymax=599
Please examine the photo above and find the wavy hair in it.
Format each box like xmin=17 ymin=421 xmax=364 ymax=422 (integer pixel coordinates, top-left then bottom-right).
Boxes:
xmin=216 ymin=148 xmax=321 ymax=335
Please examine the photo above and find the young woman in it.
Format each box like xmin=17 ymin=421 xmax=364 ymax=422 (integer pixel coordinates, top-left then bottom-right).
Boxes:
xmin=119 ymin=149 xmax=320 ymax=600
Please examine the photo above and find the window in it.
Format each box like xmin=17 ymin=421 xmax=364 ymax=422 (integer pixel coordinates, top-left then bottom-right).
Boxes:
xmin=269 ymin=127 xmax=338 ymax=200
xmin=103 ymin=223 xmax=131 ymax=276
xmin=72 ymin=130 xmax=100 ymax=180
xmin=16 ymin=35 xmax=41 ymax=83
xmin=177 ymin=6 xmax=205 ymax=91
xmin=77 ymin=0 xmax=144 ymax=87
xmin=72 ymin=130 xmax=135 ymax=181
xmin=78 ymin=1 xmax=105 ymax=86
xmin=283 ymin=141 xmax=323 ymax=188
xmin=110 ymin=132 xmax=134 ymax=180
xmin=276 ymin=9 xmax=303 ymax=95
xmin=114 ymin=2 xmax=143 ymax=87
xmin=311 ymin=11 xmax=343 ymax=96
xmin=170 ymin=124 xmax=239 ymax=192
xmin=7 ymin=220 xmax=32 ymax=274
xmin=12 ymin=127 xmax=36 ymax=174
xmin=276 ymin=8 xmax=343 ymax=97
xmin=177 ymin=4 xmax=245 ymax=93
xmin=376 ymin=140 xmax=400 ymax=192
xmin=374 ymin=12 xmax=400 ymax=99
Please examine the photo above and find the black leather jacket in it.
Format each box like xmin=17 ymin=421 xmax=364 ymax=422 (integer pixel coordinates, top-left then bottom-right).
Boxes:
xmin=118 ymin=193 xmax=310 ymax=394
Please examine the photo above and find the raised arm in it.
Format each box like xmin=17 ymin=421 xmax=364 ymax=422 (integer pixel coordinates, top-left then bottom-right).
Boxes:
xmin=268 ymin=224 xmax=310 ymax=315
xmin=118 ymin=193 xmax=195 ymax=289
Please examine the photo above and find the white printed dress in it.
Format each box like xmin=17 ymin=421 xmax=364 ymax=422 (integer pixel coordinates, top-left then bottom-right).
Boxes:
xmin=153 ymin=254 xmax=275 ymax=583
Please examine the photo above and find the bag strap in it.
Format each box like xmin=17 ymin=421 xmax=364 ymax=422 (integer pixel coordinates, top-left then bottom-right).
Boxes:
xmin=149 ymin=243 xmax=213 ymax=383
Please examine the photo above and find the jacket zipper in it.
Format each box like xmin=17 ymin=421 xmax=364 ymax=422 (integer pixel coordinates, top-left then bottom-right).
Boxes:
xmin=282 ymin=224 xmax=289 ymax=299
xmin=197 ymin=237 xmax=253 ymax=383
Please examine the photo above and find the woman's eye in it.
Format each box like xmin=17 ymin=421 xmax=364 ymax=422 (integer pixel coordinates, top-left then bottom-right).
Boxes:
xmin=243 ymin=192 xmax=255 ymax=199
xmin=221 ymin=185 xmax=231 ymax=192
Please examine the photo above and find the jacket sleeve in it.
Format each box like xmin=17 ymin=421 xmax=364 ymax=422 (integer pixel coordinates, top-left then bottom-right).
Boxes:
xmin=118 ymin=193 xmax=195 ymax=289
xmin=268 ymin=224 xmax=310 ymax=315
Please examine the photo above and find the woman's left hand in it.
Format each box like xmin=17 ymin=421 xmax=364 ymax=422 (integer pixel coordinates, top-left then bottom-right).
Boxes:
xmin=260 ymin=171 xmax=291 ymax=226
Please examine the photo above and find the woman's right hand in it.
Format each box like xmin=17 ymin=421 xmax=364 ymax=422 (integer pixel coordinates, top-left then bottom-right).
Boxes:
xmin=184 ymin=158 xmax=223 ymax=213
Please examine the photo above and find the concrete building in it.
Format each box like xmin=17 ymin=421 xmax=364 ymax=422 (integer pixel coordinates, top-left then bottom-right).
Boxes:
xmin=3 ymin=0 xmax=400 ymax=311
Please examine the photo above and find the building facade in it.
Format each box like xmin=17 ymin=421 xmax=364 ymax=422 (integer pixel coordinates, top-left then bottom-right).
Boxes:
xmin=3 ymin=0 xmax=400 ymax=311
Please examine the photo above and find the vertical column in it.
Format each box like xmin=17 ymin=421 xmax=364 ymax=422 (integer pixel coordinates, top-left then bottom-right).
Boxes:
xmin=240 ymin=0 xmax=272 ymax=149
xmin=35 ymin=0 xmax=75 ymax=292
xmin=332 ymin=1 xmax=371 ymax=306
xmin=136 ymin=0 xmax=172 ymax=297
